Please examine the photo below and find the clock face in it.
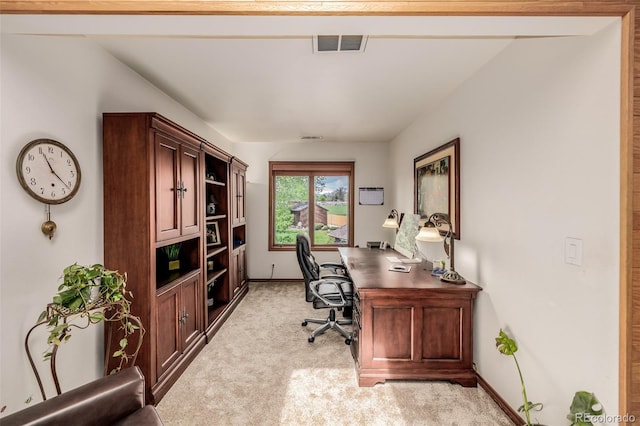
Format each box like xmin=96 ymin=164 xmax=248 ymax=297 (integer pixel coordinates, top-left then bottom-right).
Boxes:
xmin=16 ymin=139 xmax=81 ymax=204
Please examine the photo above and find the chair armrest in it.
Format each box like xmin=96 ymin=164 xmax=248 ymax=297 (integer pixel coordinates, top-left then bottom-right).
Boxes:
xmin=1 ymin=367 xmax=147 ymax=426
xmin=319 ymin=262 xmax=347 ymax=275
xmin=318 ymin=270 xmax=350 ymax=280
xmin=310 ymin=279 xmax=351 ymax=307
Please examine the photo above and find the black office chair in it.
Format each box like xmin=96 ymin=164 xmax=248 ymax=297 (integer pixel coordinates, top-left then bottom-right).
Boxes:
xmin=295 ymin=233 xmax=353 ymax=345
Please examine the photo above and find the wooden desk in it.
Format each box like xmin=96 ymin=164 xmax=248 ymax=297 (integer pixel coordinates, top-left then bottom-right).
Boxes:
xmin=339 ymin=247 xmax=481 ymax=387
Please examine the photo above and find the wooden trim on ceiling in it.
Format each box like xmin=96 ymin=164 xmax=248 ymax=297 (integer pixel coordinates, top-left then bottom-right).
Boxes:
xmin=0 ymin=1 xmax=634 ymax=16
xmin=1 ymin=0 xmax=637 ymax=423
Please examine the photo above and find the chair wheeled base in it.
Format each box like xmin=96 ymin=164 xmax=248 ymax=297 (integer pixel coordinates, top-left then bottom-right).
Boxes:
xmin=302 ymin=308 xmax=352 ymax=345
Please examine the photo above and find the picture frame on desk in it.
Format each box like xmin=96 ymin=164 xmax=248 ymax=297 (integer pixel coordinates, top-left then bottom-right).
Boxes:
xmin=414 ymin=137 xmax=461 ymax=239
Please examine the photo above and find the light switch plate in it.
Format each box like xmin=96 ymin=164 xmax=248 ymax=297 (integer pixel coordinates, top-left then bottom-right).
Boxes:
xmin=565 ymin=237 xmax=583 ymax=266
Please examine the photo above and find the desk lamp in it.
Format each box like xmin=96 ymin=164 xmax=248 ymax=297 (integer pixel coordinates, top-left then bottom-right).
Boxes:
xmin=415 ymin=213 xmax=466 ymax=284
xmin=382 ymin=209 xmax=400 ymax=228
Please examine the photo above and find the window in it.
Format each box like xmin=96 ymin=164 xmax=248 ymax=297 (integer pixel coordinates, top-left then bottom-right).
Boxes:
xmin=269 ymin=161 xmax=354 ymax=251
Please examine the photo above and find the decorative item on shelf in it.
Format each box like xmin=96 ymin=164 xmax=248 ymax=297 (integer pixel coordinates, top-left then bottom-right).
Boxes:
xmin=162 ymin=243 xmax=182 ymax=271
xmin=206 ymin=170 xmax=217 ymax=181
xmin=207 ymin=260 xmax=214 ymax=271
xmin=382 ymin=209 xmax=400 ymax=228
xmin=207 ymin=195 xmax=217 ymax=215
xmin=26 ymin=263 xmax=145 ymax=400
xmin=207 ymin=222 xmax=221 ymax=246
xmin=415 ymin=212 xmax=465 ymax=284
xmin=207 ymin=280 xmax=216 ymax=307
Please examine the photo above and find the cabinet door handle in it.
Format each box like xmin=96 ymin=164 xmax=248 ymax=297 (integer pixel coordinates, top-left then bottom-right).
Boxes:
xmin=176 ymin=181 xmax=187 ymax=198
xmin=178 ymin=310 xmax=189 ymax=324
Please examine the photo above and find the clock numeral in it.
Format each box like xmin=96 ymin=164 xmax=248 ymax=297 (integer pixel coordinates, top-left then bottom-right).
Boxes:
xmin=48 ymin=147 xmax=54 ymax=154
xmin=61 ymin=188 xmax=67 ymax=195
xmin=70 ymin=171 xmax=75 ymax=178
xmin=68 ymin=181 xmax=73 ymax=188
xmin=67 ymin=159 xmax=72 ymax=166
xmin=25 ymin=166 xmax=31 ymax=174
xmin=51 ymin=191 xmax=56 ymax=198
xmin=30 ymin=178 xmax=36 ymax=186
xmin=27 ymin=153 xmax=35 ymax=161
xmin=39 ymin=187 xmax=44 ymax=195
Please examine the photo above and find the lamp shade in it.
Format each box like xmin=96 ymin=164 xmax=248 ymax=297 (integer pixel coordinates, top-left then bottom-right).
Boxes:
xmin=382 ymin=209 xmax=400 ymax=228
xmin=382 ymin=217 xmax=399 ymax=228
xmin=415 ymin=226 xmax=443 ymax=242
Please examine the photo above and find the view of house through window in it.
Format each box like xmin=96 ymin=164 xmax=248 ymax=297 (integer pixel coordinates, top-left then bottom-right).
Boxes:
xmin=270 ymin=162 xmax=354 ymax=250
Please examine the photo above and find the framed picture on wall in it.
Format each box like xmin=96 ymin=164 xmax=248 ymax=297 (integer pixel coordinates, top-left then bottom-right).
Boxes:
xmin=414 ymin=137 xmax=460 ymax=239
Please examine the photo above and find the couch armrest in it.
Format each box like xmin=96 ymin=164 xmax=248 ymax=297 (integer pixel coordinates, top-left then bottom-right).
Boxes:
xmin=1 ymin=366 xmax=147 ymax=426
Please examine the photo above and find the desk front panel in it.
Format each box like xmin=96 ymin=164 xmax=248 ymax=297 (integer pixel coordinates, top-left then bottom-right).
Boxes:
xmin=361 ymin=293 xmax=474 ymax=368
xmin=339 ymin=248 xmax=480 ymax=387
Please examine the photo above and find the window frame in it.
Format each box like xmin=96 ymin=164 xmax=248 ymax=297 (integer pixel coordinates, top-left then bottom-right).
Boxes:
xmin=269 ymin=161 xmax=355 ymax=251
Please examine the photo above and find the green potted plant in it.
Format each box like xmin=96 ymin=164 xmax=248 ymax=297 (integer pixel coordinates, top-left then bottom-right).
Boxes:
xmin=495 ymin=329 xmax=543 ymax=425
xmin=567 ymin=391 xmax=603 ymax=426
xmin=162 ymin=243 xmax=182 ymax=271
xmin=38 ymin=263 xmax=144 ymax=374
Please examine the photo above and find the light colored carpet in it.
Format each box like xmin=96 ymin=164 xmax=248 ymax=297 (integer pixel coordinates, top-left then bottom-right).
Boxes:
xmin=157 ymin=282 xmax=513 ymax=425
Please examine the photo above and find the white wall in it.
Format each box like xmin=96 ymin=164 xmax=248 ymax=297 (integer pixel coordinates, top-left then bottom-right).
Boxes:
xmin=233 ymin=141 xmax=391 ymax=280
xmin=0 ymin=34 xmax=232 ymax=415
xmin=389 ymin=22 xmax=620 ymax=424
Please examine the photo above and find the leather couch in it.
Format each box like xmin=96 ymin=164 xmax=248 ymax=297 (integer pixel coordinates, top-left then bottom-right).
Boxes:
xmin=0 ymin=366 xmax=162 ymax=426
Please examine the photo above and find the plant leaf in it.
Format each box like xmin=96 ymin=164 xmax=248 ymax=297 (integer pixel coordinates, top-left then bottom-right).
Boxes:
xmin=89 ymin=312 xmax=104 ymax=322
xmin=495 ymin=329 xmax=518 ymax=356
xmin=567 ymin=391 xmax=603 ymax=425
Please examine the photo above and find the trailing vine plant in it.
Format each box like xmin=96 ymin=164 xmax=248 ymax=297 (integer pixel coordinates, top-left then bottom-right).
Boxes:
xmin=38 ymin=263 xmax=144 ymax=374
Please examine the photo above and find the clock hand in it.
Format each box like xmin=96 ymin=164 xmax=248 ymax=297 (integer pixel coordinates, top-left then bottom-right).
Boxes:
xmin=41 ymin=152 xmax=55 ymax=172
xmin=42 ymin=153 xmax=71 ymax=190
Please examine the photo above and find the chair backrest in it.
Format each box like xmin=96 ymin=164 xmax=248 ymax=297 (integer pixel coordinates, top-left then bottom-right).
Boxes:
xmin=295 ymin=233 xmax=320 ymax=301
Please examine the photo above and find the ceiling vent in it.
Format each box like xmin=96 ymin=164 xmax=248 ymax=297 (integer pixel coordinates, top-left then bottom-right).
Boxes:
xmin=313 ymin=35 xmax=368 ymax=53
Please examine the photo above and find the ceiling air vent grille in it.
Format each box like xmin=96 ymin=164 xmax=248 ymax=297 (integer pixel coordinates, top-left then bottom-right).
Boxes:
xmin=314 ymin=35 xmax=367 ymax=53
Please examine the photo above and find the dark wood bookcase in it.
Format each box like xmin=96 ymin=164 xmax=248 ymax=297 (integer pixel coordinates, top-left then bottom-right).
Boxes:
xmin=103 ymin=112 xmax=248 ymax=403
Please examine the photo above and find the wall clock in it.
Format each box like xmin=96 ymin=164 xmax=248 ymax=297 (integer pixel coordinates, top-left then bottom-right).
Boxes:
xmin=16 ymin=138 xmax=82 ymax=239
